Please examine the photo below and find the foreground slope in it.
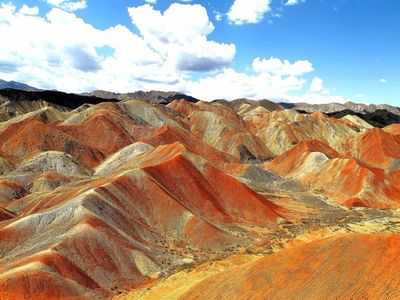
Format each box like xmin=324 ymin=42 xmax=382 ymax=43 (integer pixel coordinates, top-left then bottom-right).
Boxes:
xmin=181 ymin=234 xmax=400 ymax=300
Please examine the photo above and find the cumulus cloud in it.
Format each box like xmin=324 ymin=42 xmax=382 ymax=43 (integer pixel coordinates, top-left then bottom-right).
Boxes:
xmin=174 ymin=40 xmax=235 ymax=72
xmin=0 ymin=3 xmax=171 ymax=92
xmin=0 ymin=2 xmax=235 ymax=93
xmin=227 ymin=0 xmax=271 ymax=25
xmin=185 ymin=57 xmax=310 ymax=101
xmin=380 ymin=78 xmax=387 ymax=83
xmin=185 ymin=61 xmax=350 ymax=104
xmin=19 ymin=4 xmax=39 ymax=15
xmin=285 ymin=0 xmax=305 ymax=6
xmin=253 ymin=57 xmax=313 ymax=76
xmin=66 ymin=46 xmax=102 ymax=72
xmin=309 ymin=77 xmax=328 ymax=94
xmin=128 ymin=3 xmax=235 ymax=72
xmin=284 ymin=76 xmax=350 ymax=104
xmin=129 ymin=4 xmax=214 ymax=46
xmin=45 ymin=0 xmax=87 ymax=11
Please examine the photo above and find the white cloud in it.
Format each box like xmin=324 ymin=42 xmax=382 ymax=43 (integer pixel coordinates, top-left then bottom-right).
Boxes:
xmin=214 ymin=10 xmax=222 ymax=21
xmin=128 ymin=3 xmax=235 ymax=72
xmin=253 ymin=57 xmax=313 ymax=76
xmin=287 ymin=93 xmax=351 ymax=104
xmin=227 ymin=0 xmax=271 ymax=25
xmin=184 ymin=65 xmax=350 ymax=104
xmin=380 ymin=78 xmax=387 ymax=83
xmin=185 ymin=68 xmax=306 ymax=101
xmin=283 ymin=76 xmax=350 ymax=104
xmin=0 ymin=3 xmax=234 ymax=93
xmin=309 ymin=77 xmax=328 ymax=94
xmin=19 ymin=5 xmax=39 ymax=15
xmin=285 ymin=0 xmax=305 ymax=6
xmin=129 ymin=4 xmax=214 ymax=46
xmin=0 ymin=3 xmax=172 ymax=92
xmin=144 ymin=0 xmax=157 ymax=3
xmin=45 ymin=0 xmax=87 ymax=11
xmin=184 ymin=57 xmax=311 ymax=101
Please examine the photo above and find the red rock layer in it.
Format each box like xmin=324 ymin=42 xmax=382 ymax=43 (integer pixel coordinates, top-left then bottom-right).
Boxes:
xmin=0 ymin=117 xmax=105 ymax=168
xmin=1 ymin=98 xmax=400 ymax=299
xmin=267 ymin=139 xmax=341 ymax=176
xmin=182 ymin=234 xmax=400 ymax=300
xmin=0 ymin=143 xmax=287 ymax=299
xmin=350 ymin=128 xmax=400 ymax=169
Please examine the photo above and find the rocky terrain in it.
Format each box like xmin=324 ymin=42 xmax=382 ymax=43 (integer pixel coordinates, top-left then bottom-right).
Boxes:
xmin=0 ymin=89 xmax=399 ymax=299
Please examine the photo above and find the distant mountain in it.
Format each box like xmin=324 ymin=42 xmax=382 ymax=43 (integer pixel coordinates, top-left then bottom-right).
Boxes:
xmin=282 ymin=101 xmax=400 ymax=117
xmin=85 ymin=90 xmax=199 ymax=104
xmin=326 ymin=109 xmax=400 ymax=128
xmin=0 ymin=88 xmax=118 ymax=109
xmin=212 ymin=98 xmax=283 ymax=112
xmin=0 ymin=79 xmax=40 ymax=91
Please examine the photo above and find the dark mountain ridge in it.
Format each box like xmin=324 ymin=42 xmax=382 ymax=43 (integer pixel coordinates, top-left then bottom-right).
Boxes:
xmin=85 ymin=90 xmax=199 ymax=104
xmin=0 ymin=88 xmax=119 ymax=110
xmin=326 ymin=109 xmax=400 ymax=128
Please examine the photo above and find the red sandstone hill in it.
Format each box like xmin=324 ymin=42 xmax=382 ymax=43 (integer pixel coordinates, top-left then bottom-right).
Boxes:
xmin=348 ymin=127 xmax=400 ymax=169
xmin=267 ymin=139 xmax=342 ymax=177
xmin=0 ymin=93 xmax=399 ymax=299
xmin=267 ymin=139 xmax=400 ymax=209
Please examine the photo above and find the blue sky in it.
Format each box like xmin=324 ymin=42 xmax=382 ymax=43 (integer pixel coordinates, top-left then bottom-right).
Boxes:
xmin=1 ymin=0 xmax=399 ymax=105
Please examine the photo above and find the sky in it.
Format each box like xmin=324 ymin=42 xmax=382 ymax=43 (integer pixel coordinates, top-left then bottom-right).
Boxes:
xmin=0 ymin=0 xmax=399 ymax=104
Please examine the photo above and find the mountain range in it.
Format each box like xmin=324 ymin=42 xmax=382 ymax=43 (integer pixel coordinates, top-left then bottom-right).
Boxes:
xmin=281 ymin=101 xmax=400 ymax=116
xmin=2 ymin=79 xmax=400 ymax=118
xmin=84 ymin=90 xmax=199 ymax=104
xmin=0 ymin=79 xmax=40 ymax=91
xmin=0 ymin=87 xmax=400 ymax=299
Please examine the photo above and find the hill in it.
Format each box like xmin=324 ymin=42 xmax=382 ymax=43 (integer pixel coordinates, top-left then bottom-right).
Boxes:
xmin=0 ymin=89 xmax=399 ymax=299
